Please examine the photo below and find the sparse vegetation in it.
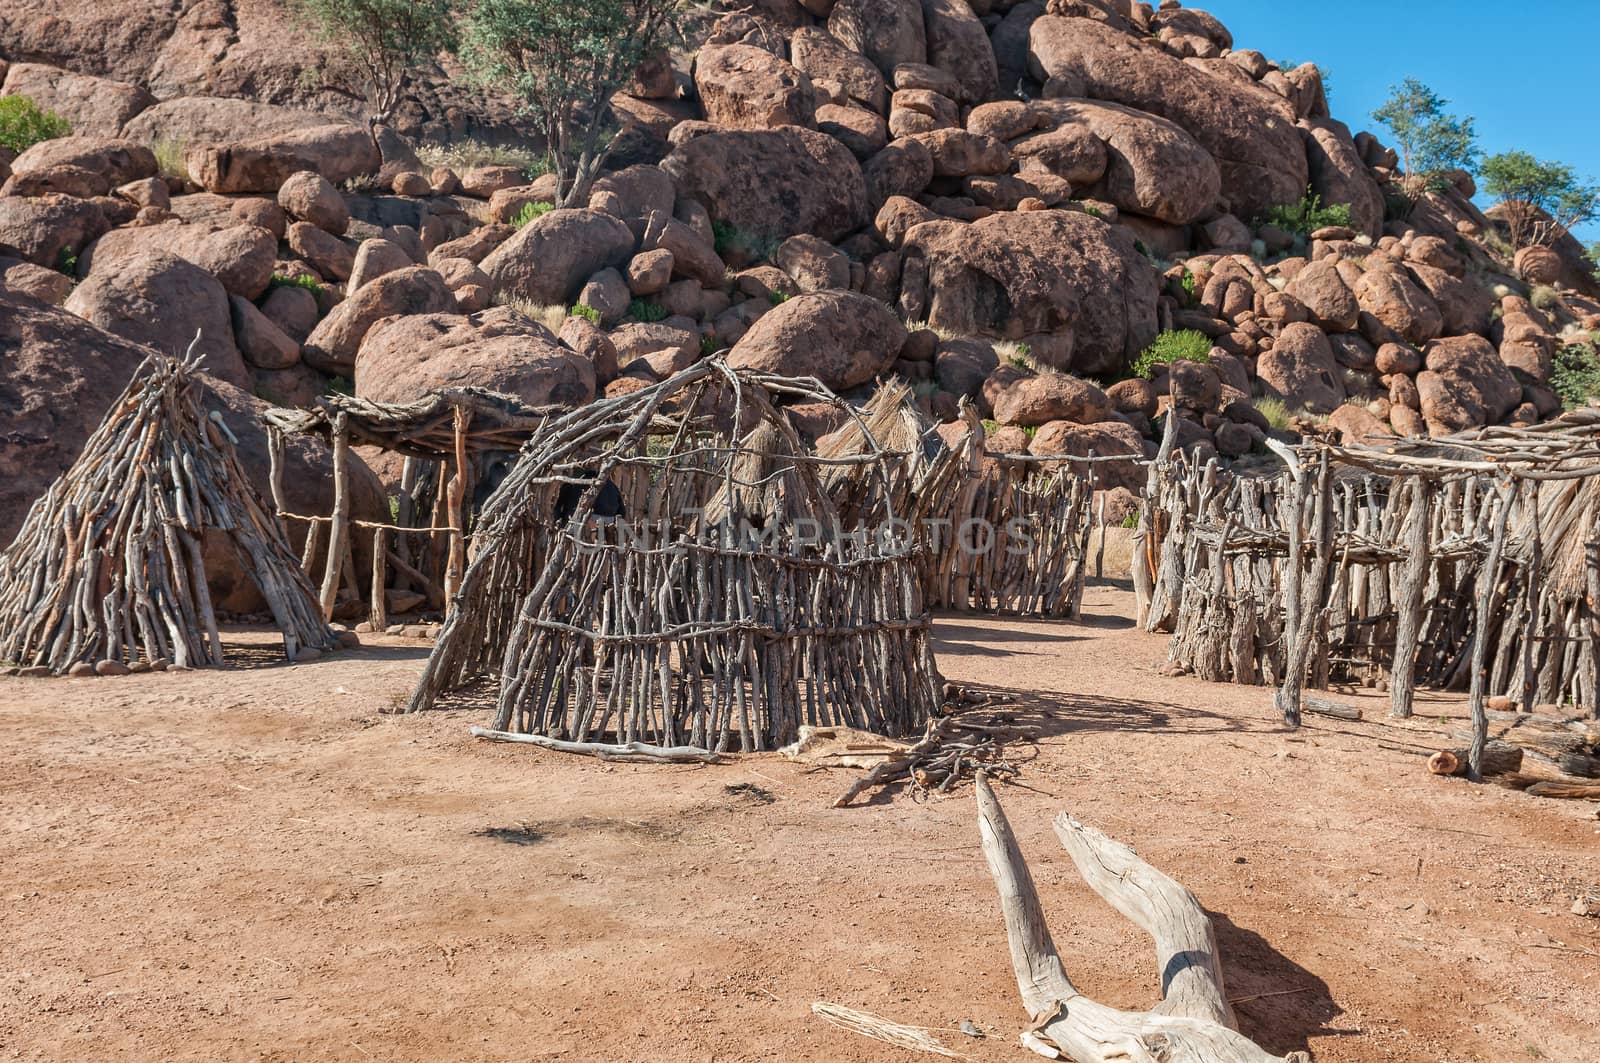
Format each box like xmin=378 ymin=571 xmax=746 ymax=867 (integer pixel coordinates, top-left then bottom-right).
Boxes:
xmin=325 ymin=374 xmax=356 ymax=396
xmin=713 ymin=219 xmax=777 ymax=263
xmin=1129 ymin=329 xmax=1211 ymax=380
xmin=1262 ymin=189 xmax=1354 ymax=236
xmin=1479 ymin=150 xmax=1600 ymax=249
xmin=1371 ymin=78 xmax=1480 ymax=191
xmin=628 ymin=298 xmax=667 ymax=323
xmin=1529 ymin=285 xmax=1560 ymax=311
xmin=767 ymin=289 xmax=789 ymax=306
xmin=54 ymin=247 xmax=78 ymax=277
xmin=568 ymin=303 xmax=602 ymax=325
xmin=510 ymin=200 xmax=555 ymax=227
xmin=1550 ymin=340 xmax=1600 ymax=409
xmin=494 ymin=292 xmax=569 ymax=332
xmin=1252 ymin=396 xmax=1292 ymax=432
xmin=1180 ymin=268 xmax=1197 ymax=306
xmin=457 ymin=0 xmax=688 ymax=207
xmin=699 ymin=333 xmax=719 ymax=357
xmin=151 ymin=136 xmax=190 ymax=181
xmin=270 ymin=274 xmax=326 ymax=298
xmin=290 ymin=0 xmax=456 ymax=125
xmin=415 ymin=139 xmax=552 ymax=178
xmin=0 ymin=94 xmax=71 ymax=154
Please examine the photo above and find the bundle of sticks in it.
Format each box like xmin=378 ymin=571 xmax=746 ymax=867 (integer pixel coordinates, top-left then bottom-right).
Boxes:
xmin=0 ymin=346 xmax=334 ymax=673
xmin=828 ymin=690 xmax=1037 ymax=807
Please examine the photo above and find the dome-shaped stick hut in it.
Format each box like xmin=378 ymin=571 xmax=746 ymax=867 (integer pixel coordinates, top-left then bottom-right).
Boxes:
xmin=407 ymin=360 xmax=948 ymax=752
xmin=0 ymin=351 xmax=336 ymax=673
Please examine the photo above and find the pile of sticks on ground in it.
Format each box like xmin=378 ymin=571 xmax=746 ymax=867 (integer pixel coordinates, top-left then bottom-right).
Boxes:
xmin=828 ymin=694 xmax=1037 ymax=807
xmin=407 ymin=361 xmax=947 ymax=752
xmin=0 ymin=349 xmax=334 ymax=673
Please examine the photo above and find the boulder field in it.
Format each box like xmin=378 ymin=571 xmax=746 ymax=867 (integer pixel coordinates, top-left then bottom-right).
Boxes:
xmin=3 ymin=0 xmax=1600 ymax=554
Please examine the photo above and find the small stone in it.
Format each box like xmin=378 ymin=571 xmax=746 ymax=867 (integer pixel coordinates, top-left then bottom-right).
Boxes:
xmin=94 ymin=660 xmax=131 ymax=676
xmin=958 ymin=1020 xmax=983 ymax=1038
xmin=20 ymin=665 xmax=53 ymax=677
xmin=68 ymin=661 xmax=96 ymax=677
xmin=293 ymin=646 xmax=324 ymax=663
xmin=336 ymin=630 xmax=361 ymax=650
xmin=384 ymin=624 xmax=405 ymax=636
xmin=129 ymin=661 xmax=151 ymax=674
xmin=150 ymin=658 xmax=171 ymax=671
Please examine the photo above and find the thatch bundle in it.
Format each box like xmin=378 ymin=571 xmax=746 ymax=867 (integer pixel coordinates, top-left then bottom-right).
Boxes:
xmin=0 ymin=351 xmax=335 ymax=673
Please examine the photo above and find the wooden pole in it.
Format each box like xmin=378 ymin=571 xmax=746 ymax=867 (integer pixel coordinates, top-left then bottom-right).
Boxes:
xmin=1586 ymin=510 xmax=1600 ymax=720
xmin=1468 ymin=477 xmax=1515 ymax=780
xmin=318 ymin=412 xmax=350 ymax=620
xmin=1519 ymin=481 xmax=1541 ymax=715
xmin=444 ymin=405 xmax=471 ymax=605
xmin=1389 ymin=476 xmax=1431 ymax=718
xmin=369 ymin=525 xmax=388 ymax=631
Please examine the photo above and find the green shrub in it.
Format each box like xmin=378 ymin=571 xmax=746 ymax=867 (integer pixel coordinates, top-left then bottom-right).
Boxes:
xmin=151 ymin=136 xmax=189 ymax=181
xmin=270 ymin=274 xmax=326 ymax=298
xmin=767 ymin=289 xmax=789 ymax=306
xmin=628 ymin=298 xmax=667 ymax=323
xmin=1252 ymin=396 xmax=1292 ymax=432
xmin=1180 ymin=268 xmax=1197 ymax=306
xmin=1550 ymin=341 xmax=1600 ymax=409
xmin=54 ymin=247 xmax=78 ymax=276
xmin=1262 ymin=189 xmax=1354 ymax=236
xmin=1529 ymin=285 xmax=1560 ymax=311
xmin=1129 ymin=329 xmax=1211 ymax=380
xmin=568 ymin=303 xmax=602 ymax=325
xmin=1120 ymin=512 xmax=1140 ymax=530
xmin=699 ymin=333 xmax=719 ymax=357
xmin=712 ymin=219 xmax=777 ymax=262
xmin=510 ymin=201 xmax=555 ymax=228
xmin=0 ymin=94 xmax=71 ymax=154
xmin=325 ymin=374 xmax=355 ymax=396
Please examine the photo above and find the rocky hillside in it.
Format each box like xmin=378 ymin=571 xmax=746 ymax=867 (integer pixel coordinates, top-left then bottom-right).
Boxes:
xmin=5 ymin=0 xmax=1600 ymax=542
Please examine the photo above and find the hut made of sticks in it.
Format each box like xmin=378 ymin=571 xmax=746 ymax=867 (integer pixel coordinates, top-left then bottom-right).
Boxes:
xmin=1146 ymin=411 xmax=1600 ymax=725
xmin=0 ymin=353 xmax=336 ymax=673
xmin=406 ymin=360 xmax=946 ymax=752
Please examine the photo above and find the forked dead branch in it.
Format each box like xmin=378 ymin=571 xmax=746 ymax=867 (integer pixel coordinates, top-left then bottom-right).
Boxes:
xmin=975 ymin=775 xmax=1310 ymax=1063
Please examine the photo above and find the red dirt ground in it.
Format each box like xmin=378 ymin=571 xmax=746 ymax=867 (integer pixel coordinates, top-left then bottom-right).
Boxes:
xmin=2 ymin=582 xmax=1597 ymax=1062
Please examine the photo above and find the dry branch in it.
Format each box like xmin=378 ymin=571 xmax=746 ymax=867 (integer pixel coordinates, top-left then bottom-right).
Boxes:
xmin=975 ymin=776 xmax=1310 ymax=1062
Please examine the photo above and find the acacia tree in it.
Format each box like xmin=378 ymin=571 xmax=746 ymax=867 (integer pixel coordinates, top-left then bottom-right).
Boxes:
xmin=457 ymin=0 xmax=686 ymax=207
xmin=294 ymin=0 xmax=457 ymax=126
xmin=1371 ymin=78 xmax=1479 ymax=193
xmin=1480 ymin=151 xmax=1600 ymax=249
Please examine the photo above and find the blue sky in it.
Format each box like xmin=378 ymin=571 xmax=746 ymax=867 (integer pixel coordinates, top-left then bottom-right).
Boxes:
xmin=1204 ymin=0 xmax=1600 ymax=243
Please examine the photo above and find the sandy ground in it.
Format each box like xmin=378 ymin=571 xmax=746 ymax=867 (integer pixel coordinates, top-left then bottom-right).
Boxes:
xmin=2 ymin=582 xmax=1597 ymax=1063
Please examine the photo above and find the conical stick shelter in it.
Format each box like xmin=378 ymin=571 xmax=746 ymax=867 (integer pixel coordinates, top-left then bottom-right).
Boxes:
xmin=0 ymin=349 xmax=337 ymax=674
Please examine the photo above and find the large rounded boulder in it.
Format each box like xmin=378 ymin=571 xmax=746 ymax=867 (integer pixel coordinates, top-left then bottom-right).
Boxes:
xmin=1028 ymin=16 xmax=1307 ymax=220
xmin=301 ymin=265 xmax=456 ymax=376
xmin=898 ymin=210 xmax=1158 ymax=376
xmin=79 ymin=221 xmax=277 ymax=300
xmin=62 ymin=249 xmax=248 ymax=387
xmin=1026 ymin=99 xmax=1219 ymax=225
xmin=479 ymin=208 xmax=636 ymax=307
xmin=827 ymin=0 xmax=927 ymax=76
xmin=727 ymin=290 xmax=906 ymax=390
xmin=1416 ymin=335 xmax=1522 ymax=434
xmin=661 ymin=127 xmax=868 ymax=244
xmin=693 ymin=44 xmax=817 ymax=130
xmin=1255 ymin=322 xmax=1345 ymax=414
xmin=354 ymin=308 xmax=597 ymax=408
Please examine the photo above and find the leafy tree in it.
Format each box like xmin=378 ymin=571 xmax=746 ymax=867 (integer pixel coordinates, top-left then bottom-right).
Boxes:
xmin=1371 ymin=78 xmax=1479 ymax=191
xmin=457 ymin=0 xmax=687 ymax=208
xmin=1587 ymin=242 xmax=1600 ymax=282
xmin=1480 ymin=150 xmax=1600 ymax=249
xmin=292 ymin=0 xmax=457 ymax=125
xmin=0 ymin=95 xmax=71 ymax=154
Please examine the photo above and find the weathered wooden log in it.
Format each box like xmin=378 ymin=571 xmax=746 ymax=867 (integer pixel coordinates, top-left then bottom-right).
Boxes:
xmin=318 ymin=412 xmax=350 ymax=620
xmin=975 ymin=776 xmax=1309 ymax=1063
xmin=468 ymin=725 xmax=720 ymax=763
xmin=1427 ymin=740 xmax=1523 ymax=777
